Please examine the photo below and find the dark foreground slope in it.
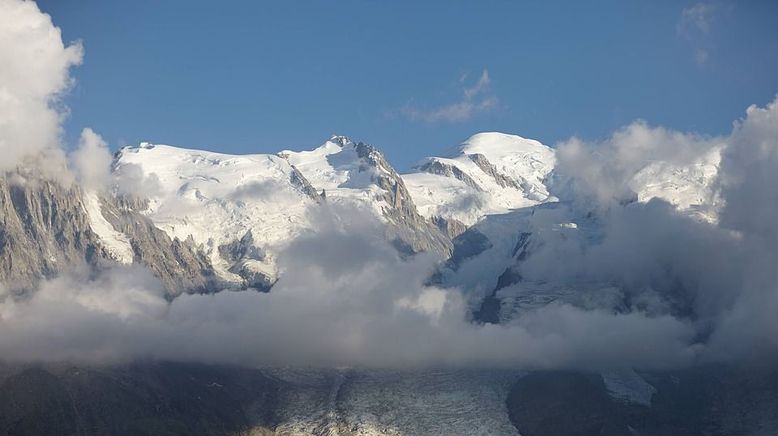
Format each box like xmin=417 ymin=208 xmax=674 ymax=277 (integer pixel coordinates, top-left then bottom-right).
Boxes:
xmin=0 ymin=363 xmax=777 ymax=435
xmin=507 ymin=366 xmax=778 ymax=436
xmin=0 ymin=362 xmax=278 ymax=436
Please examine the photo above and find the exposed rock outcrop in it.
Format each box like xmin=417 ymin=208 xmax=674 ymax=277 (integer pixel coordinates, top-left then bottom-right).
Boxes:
xmin=469 ymin=153 xmax=522 ymax=190
xmin=431 ymin=216 xmax=468 ymax=240
xmin=0 ymin=172 xmax=106 ymax=292
xmin=288 ymin=165 xmax=321 ymax=200
xmin=352 ymin=141 xmax=453 ymax=257
xmin=416 ymin=159 xmax=483 ymax=191
xmin=0 ymin=170 xmax=218 ymax=295
xmin=99 ymin=194 xmax=219 ymax=295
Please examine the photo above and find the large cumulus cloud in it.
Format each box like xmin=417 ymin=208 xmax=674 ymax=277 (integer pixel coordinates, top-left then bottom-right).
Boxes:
xmin=0 ymin=0 xmax=82 ymax=175
xmin=518 ymin=95 xmax=778 ymax=365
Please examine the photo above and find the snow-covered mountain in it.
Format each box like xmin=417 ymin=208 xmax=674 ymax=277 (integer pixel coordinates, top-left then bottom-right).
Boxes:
xmin=417 ymin=134 xmax=722 ymax=324
xmin=108 ymin=136 xmax=450 ymax=290
xmin=0 ymin=131 xmax=720 ymax=302
xmin=110 ymin=143 xmax=319 ymax=289
xmin=0 ymin=170 xmax=217 ymax=295
xmin=0 ymin=130 xmax=748 ymax=435
xmin=403 ymin=132 xmax=557 ymax=228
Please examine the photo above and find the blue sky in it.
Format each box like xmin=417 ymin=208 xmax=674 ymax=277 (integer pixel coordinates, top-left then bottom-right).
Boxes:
xmin=40 ymin=0 xmax=778 ymax=170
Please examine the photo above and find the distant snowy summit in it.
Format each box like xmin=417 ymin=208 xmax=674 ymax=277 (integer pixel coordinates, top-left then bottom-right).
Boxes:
xmin=404 ymin=132 xmax=557 ymax=227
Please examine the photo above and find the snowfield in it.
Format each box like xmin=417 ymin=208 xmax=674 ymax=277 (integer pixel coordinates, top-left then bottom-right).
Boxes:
xmin=113 ymin=143 xmax=318 ymax=282
xmin=403 ymin=132 xmax=556 ymax=227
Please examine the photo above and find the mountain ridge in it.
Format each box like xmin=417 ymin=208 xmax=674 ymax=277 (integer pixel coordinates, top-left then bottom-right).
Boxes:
xmin=0 ymin=132 xmax=720 ymax=305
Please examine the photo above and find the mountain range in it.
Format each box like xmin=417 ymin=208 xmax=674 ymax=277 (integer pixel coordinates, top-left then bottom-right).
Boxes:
xmin=1 ymin=131 xmax=719 ymax=308
xmin=5 ymin=131 xmax=778 ymax=436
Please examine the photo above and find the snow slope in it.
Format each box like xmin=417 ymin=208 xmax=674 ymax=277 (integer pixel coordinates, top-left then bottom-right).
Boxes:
xmin=631 ymin=148 xmax=721 ymax=222
xmin=403 ymin=132 xmax=557 ymax=227
xmin=113 ymin=143 xmax=319 ymax=285
xmin=280 ymin=135 xmax=451 ymax=255
xmin=82 ymin=190 xmax=135 ymax=264
xmin=279 ymin=136 xmax=390 ymax=219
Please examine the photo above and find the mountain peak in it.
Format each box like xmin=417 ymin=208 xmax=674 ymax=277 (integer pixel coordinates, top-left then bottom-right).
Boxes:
xmin=448 ymin=132 xmax=551 ymax=159
xmin=328 ymin=135 xmax=354 ymax=148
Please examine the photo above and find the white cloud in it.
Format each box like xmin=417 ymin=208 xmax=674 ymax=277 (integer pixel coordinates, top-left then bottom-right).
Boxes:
xmin=113 ymin=162 xmax=163 ymax=197
xmin=0 ymin=0 xmax=82 ymax=173
xmin=677 ymin=2 xmax=729 ymax=66
xmin=718 ymin=96 xmax=778 ymax=252
xmin=694 ymin=49 xmax=709 ymax=66
xmin=0 ymin=205 xmax=698 ymax=369
xmin=403 ymin=69 xmax=499 ymax=123
xmin=533 ymin=96 xmax=778 ymax=366
xmin=553 ymin=120 xmax=722 ymax=209
xmin=679 ymin=2 xmax=720 ymax=35
xmin=70 ymin=128 xmax=113 ymax=190
xmin=463 ymin=69 xmax=491 ymax=99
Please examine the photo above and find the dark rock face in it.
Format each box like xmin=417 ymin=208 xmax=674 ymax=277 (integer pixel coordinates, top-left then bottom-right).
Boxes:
xmin=288 ymin=165 xmax=320 ymax=201
xmin=469 ymin=153 xmax=522 ymax=190
xmin=416 ymin=159 xmax=483 ymax=191
xmin=472 ymin=293 xmax=502 ymax=324
xmin=0 ymin=171 xmax=219 ymax=296
xmin=446 ymin=227 xmax=493 ymax=271
xmin=218 ymin=231 xmax=265 ymax=265
xmin=508 ymin=372 xmax=635 ymax=436
xmin=431 ymin=216 xmax=468 ymax=240
xmin=0 ymin=362 xmax=279 ymax=436
xmin=0 ymin=174 xmax=106 ymax=292
xmin=473 ymin=267 xmax=523 ymax=324
xmin=352 ymin=141 xmax=453 ymax=258
xmin=472 ymin=232 xmax=532 ymax=324
xmin=96 ymin=195 xmax=219 ymax=296
xmin=507 ymin=367 xmax=778 ymax=436
xmin=511 ymin=231 xmax=532 ymax=260
xmin=219 ymin=232 xmax=275 ymax=291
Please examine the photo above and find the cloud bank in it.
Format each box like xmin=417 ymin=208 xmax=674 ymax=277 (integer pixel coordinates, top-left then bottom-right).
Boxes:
xmin=0 ymin=206 xmax=698 ymax=369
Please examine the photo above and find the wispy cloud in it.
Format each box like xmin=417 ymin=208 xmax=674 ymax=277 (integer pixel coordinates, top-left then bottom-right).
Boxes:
xmin=679 ymin=2 xmax=719 ymax=34
xmin=677 ymin=2 xmax=730 ymax=66
xmin=402 ymin=69 xmax=499 ymax=123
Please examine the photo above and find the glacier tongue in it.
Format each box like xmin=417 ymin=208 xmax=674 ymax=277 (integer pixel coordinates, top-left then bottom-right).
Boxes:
xmin=265 ymin=368 xmax=523 ymax=436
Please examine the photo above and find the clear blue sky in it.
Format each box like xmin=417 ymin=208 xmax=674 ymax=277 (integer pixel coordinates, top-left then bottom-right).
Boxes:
xmin=40 ymin=0 xmax=778 ymax=170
